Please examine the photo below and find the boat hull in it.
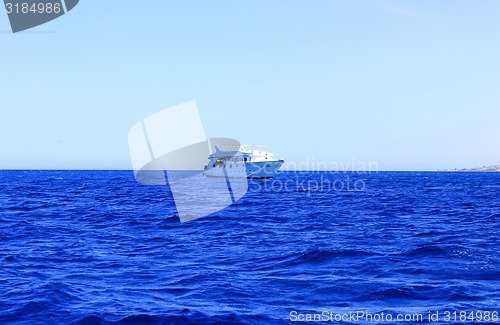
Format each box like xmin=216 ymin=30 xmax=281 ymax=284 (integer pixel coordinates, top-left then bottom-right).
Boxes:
xmin=203 ymin=160 xmax=284 ymax=179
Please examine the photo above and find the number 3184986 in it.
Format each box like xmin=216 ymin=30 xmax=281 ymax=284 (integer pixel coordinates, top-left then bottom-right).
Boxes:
xmin=5 ymin=2 xmax=61 ymax=14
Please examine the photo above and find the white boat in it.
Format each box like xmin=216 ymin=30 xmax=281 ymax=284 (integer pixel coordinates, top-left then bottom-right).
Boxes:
xmin=203 ymin=145 xmax=284 ymax=179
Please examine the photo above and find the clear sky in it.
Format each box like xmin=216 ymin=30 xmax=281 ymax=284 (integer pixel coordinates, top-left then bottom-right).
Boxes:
xmin=1 ymin=0 xmax=499 ymax=171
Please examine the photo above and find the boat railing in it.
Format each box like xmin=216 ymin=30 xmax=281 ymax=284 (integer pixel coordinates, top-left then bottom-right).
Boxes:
xmin=242 ymin=144 xmax=268 ymax=149
xmin=217 ymin=144 xmax=242 ymax=152
xmin=215 ymin=144 xmax=269 ymax=152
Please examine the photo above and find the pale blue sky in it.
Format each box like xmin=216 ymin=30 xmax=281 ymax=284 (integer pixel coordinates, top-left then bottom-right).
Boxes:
xmin=1 ymin=0 xmax=499 ymax=170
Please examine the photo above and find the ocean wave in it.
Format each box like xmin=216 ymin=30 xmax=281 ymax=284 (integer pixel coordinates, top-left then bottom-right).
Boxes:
xmin=1 ymin=171 xmax=499 ymax=323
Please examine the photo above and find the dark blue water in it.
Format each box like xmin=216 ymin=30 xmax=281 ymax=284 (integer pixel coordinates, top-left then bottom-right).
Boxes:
xmin=1 ymin=171 xmax=499 ymax=324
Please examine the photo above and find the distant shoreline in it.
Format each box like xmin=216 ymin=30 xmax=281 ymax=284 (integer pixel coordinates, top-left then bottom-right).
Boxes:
xmin=441 ymin=165 xmax=500 ymax=172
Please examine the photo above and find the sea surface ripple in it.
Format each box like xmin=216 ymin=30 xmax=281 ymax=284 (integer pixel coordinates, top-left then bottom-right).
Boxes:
xmin=0 ymin=171 xmax=499 ymax=324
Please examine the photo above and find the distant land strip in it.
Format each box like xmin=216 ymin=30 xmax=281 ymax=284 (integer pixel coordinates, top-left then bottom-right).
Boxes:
xmin=444 ymin=165 xmax=500 ymax=172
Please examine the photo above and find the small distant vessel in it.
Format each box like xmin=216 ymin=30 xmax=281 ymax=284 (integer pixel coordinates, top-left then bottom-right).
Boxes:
xmin=203 ymin=145 xmax=284 ymax=179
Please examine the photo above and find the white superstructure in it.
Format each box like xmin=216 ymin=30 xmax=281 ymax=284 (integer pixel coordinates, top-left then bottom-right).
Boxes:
xmin=203 ymin=145 xmax=284 ymax=178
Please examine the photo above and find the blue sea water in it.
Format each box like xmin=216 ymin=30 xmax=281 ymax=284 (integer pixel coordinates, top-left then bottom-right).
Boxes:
xmin=0 ymin=170 xmax=499 ymax=324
